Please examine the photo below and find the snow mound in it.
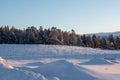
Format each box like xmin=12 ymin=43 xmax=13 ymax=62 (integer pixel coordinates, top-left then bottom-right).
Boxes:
xmin=81 ymin=58 xmax=112 ymax=65
xmin=26 ymin=62 xmax=44 ymax=66
xmin=52 ymin=77 xmax=60 ymax=80
xmin=0 ymin=57 xmax=47 ymax=80
xmin=0 ymin=68 xmax=47 ymax=80
xmin=0 ymin=56 xmax=14 ymax=69
xmin=24 ymin=60 xmax=100 ymax=80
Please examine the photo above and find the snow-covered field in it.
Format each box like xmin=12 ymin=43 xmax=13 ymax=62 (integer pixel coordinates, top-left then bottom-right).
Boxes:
xmin=0 ymin=44 xmax=120 ymax=80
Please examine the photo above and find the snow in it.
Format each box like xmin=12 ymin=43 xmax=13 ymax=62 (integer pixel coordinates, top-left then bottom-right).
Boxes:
xmin=0 ymin=57 xmax=47 ymax=80
xmin=80 ymin=58 xmax=112 ymax=65
xmin=0 ymin=56 xmax=14 ymax=69
xmin=0 ymin=44 xmax=120 ymax=80
xmin=86 ymin=31 xmax=120 ymax=37
xmin=0 ymin=44 xmax=120 ymax=59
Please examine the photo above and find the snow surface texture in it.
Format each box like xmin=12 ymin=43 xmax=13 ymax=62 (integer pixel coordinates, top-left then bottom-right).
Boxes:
xmin=0 ymin=44 xmax=120 ymax=80
xmin=0 ymin=57 xmax=47 ymax=80
xmin=0 ymin=44 xmax=120 ymax=59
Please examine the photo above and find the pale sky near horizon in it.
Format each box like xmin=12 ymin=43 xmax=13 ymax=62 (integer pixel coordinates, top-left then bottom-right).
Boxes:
xmin=0 ymin=0 xmax=120 ymax=34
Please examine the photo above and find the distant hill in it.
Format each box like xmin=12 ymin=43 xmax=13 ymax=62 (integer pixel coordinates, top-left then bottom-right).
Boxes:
xmin=86 ymin=31 xmax=120 ymax=38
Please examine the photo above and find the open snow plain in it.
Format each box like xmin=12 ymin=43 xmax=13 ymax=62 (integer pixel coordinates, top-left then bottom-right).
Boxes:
xmin=0 ymin=44 xmax=120 ymax=80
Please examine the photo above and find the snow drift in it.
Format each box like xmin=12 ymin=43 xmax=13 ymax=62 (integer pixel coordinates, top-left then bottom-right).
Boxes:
xmin=81 ymin=58 xmax=112 ymax=65
xmin=0 ymin=56 xmax=14 ymax=69
xmin=0 ymin=44 xmax=120 ymax=80
xmin=18 ymin=60 xmax=100 ymax=80
xmin=0 ymin=56 xmax=47 ymax=80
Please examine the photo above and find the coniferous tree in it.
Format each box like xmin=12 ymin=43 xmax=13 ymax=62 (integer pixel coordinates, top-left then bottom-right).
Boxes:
xmin=76 ymin=35 xmax=83 ymax=46
xmin=82 ymin=34 xmax=87 ymax=47
xmin=108 ymin=34 xmax=115 ymax=49
xmin=86 ymin=35 xmax=94 ymax=47
xmin=0 ymin=26 xmax=119 ymax=50
xmin=102 ymin=38 xmax=109 ymax=49
xmin=114 ymin=37 xmax=120 ymax=49
xmin=92 ymin=34 xmax=100 ymax=48
xmin=69 ymin=29 xmax=78 ymax=45
xmin=63 ymin=31 xmax=70 ymax=45
xmin=8 ymin=31 xmax=17 ymax=44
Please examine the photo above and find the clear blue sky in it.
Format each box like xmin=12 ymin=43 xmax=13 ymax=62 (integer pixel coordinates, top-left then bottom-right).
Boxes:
xmin=0 ymin=0 xmax=120 ymax=34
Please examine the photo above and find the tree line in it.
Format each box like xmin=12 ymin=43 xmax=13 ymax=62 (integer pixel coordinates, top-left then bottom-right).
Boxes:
xmin=0 ymin=26 xmax=120 ymax=49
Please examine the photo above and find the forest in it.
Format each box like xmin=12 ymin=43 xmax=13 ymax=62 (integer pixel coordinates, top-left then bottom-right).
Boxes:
xmin=0 ymin=26 xmax=120 ymax=49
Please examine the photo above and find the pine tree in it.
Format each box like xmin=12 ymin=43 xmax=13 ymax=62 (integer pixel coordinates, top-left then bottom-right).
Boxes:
xmin=102 ymin=38 xmax=109 ymax=49
xmin=108 ymin=34 xmax=115 ymax=49
xmin=76 ymin=35 xmax=83 ymax=46
xmin=8 ymin=31 xmax=17 ymax=44
xmin=63 ymin=31 xmax=70 ymax=45
xmin=81 ymin=34 xmax=87 ymax=47
xmin=92 ymin=34 xmax=100 ymax=48
xmin=0 ymin=26 xmax=119 ymax=50
xmin=69 ymin=29 xmax=78 ymax=45
xmin=86 ymin=35 xmax=94 ymax=47
xmin=114 ymin=37 xmax=120 ymax=49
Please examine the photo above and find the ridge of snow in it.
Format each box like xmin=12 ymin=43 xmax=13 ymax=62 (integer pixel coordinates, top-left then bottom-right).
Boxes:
xmin=0 ymin=56 xmax=14 ymax=69
xmin=0 ymin=56 xmax=48 ymax=80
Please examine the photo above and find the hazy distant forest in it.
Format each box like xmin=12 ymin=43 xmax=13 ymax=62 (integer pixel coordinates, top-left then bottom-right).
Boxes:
xmin=0 ymin=26 xmax=120 ymax=49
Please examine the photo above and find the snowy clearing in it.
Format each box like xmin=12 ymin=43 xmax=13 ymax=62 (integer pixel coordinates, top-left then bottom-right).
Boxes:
xmin=0 ymin=44 xmax=120 ymax=80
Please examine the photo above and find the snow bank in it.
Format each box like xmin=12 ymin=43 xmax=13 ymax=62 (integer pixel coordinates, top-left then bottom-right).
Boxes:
xmin=19 ymin=60 xmax=100 ymax=80
xmin=0 ymin=68 xmax=47 ymax=80
xmin=0 ymin=44 xmax=119 ymax=59
xmin=0 ymin=45 xmax=120 ymax=80
xmin=81 ymin=58 xmax=112 ymax=65
xmin=0 ymin=57 xmax=101 ymax=80
xmin=0 ymin=56 xmax=47 ymax=80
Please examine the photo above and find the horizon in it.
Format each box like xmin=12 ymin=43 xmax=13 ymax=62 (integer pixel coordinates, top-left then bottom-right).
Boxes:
xmin=0 ymin=0 xmax=120 ymax=34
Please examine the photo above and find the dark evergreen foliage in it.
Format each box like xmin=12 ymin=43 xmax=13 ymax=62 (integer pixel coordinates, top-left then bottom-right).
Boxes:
xmin=0 ymin=26 xmax=120 ymax=49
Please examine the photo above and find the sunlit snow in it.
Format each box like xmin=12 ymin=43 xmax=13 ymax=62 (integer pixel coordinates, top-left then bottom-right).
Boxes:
xmin=0 ymin=44 xmax=120 ymax=80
